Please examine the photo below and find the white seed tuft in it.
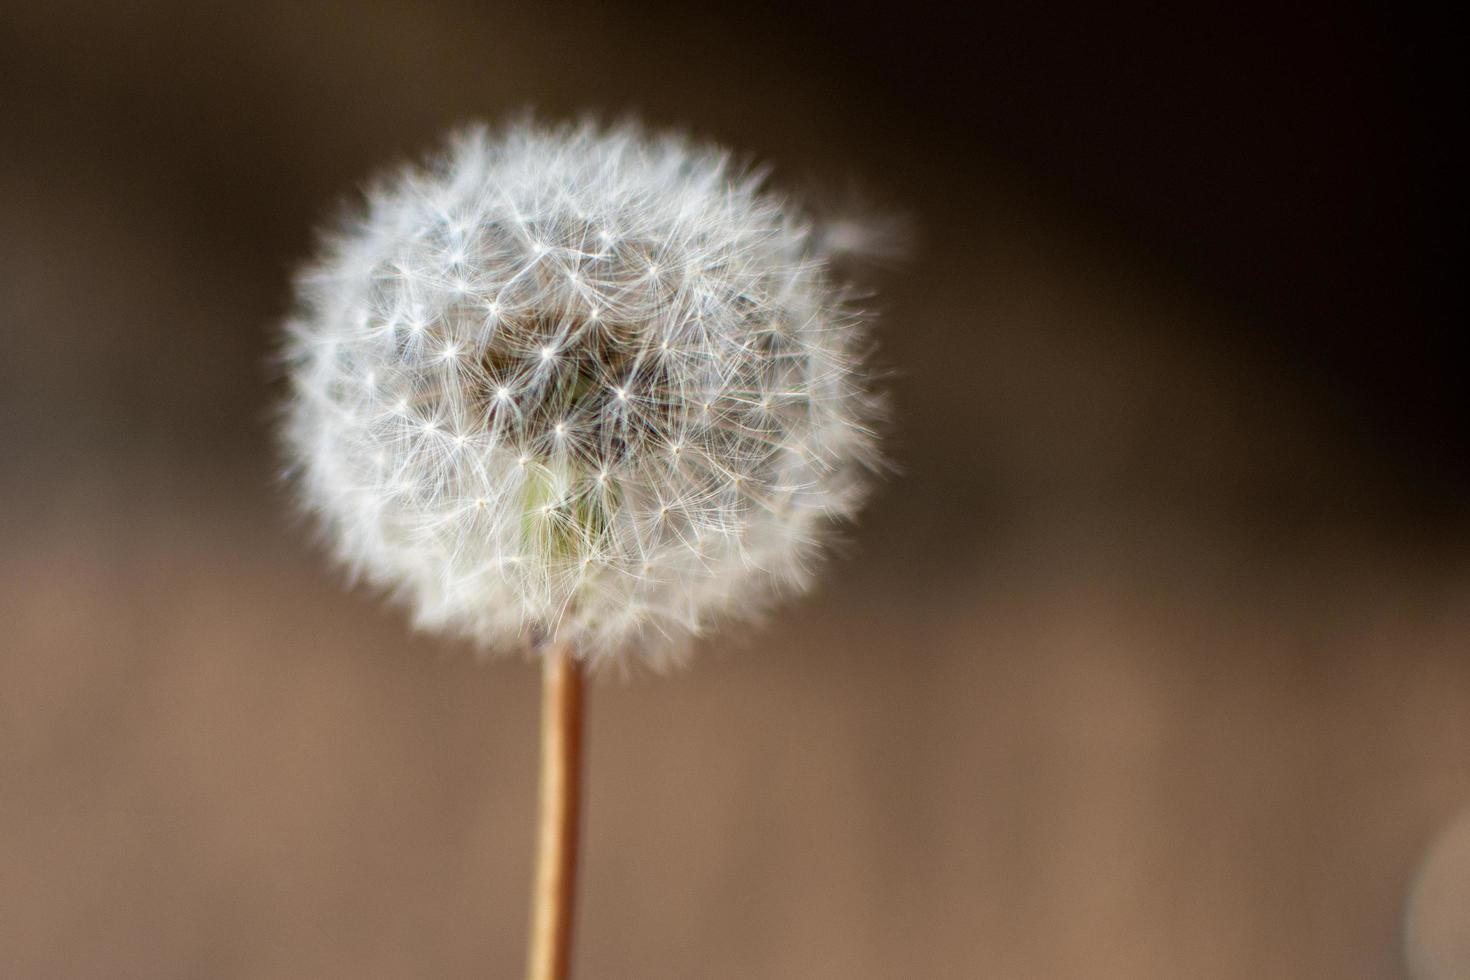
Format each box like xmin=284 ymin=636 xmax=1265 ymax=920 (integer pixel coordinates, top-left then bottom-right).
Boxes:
xmin=280 ymin=119 xmax=885 ymax=668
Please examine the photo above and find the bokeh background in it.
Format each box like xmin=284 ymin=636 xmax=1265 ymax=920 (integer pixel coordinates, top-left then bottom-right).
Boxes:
xmin=2 ymin=3 xmax=1464 ymax=977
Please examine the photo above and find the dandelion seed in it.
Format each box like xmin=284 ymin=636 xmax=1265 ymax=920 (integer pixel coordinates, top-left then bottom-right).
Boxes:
xmin=279 ymin=118 xmax=887 ymax=667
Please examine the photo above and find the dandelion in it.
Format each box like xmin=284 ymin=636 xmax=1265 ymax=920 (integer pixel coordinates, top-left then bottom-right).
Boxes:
xmin=278 ymin=118 xmax=888 ymax=979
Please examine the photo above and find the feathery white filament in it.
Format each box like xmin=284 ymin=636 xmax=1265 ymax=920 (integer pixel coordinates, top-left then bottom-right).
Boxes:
xmin=281 ymin=120 xmax=883 ymax=667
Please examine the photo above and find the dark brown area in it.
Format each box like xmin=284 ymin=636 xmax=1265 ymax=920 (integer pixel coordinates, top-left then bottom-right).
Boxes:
xmin=1 ymin=2 xmax=1463 ymax=977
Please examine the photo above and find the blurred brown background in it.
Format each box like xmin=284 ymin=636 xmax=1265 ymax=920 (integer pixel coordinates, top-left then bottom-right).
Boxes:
xmin=1 ymin=2 xmax=1465 ymax=977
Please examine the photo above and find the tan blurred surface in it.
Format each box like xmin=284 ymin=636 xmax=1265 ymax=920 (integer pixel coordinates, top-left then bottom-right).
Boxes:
xmin=2 ymin=2 xmax=1465 ymax=977
xmin=5 ymin=478 xmax=1468 ymax=979
xmin=1409 ymin=810 xmax=1470 ymax=977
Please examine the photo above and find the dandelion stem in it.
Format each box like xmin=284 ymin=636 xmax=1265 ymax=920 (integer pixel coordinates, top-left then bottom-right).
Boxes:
xmin=527 ymin=644 xmax=585 ymax=980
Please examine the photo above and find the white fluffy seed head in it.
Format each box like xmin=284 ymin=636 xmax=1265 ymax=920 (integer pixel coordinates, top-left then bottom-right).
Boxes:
xmin=280 ymin=119 xmax=885 ymax=669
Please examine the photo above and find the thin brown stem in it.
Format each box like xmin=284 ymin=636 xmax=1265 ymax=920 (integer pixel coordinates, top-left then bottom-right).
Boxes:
xmin=526 ymin=645 xmax=585 ymax=980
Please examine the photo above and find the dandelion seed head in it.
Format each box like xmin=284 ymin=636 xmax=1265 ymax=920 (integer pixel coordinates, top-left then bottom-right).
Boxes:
xmin=280 ymin=118 xmax=886 ymax=668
